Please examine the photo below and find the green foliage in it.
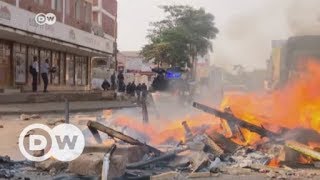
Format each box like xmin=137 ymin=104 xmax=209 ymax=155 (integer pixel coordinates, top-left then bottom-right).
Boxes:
xmin=141 ymin=5 xmax=218 ymax=68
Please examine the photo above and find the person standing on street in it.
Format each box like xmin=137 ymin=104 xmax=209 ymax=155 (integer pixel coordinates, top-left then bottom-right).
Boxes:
xmin=41 ymin=59 xmax=50 ymax=93
xmin=141 ymin=83 xmax=148 ymax=102
xmin=136 ymin=83 xmax=142 ymax=102
xmin=31 ymin=56 xmax=39 ymax=92
xmin=111 ymin=72 xmax=116 ymax=90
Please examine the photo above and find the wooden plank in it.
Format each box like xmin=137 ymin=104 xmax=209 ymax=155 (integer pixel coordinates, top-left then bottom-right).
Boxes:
xmin=208 ymin=132 xmax=239 ymax=153
xmin=193 ymin=102 xmax=282 ymax=139
xmin=126 ymin=147 xmax=188 ymax=169
xmin=87 ymin=120 xmax=162 ymax=155
xmin=285 ymin=141 xmax=320 ymax=161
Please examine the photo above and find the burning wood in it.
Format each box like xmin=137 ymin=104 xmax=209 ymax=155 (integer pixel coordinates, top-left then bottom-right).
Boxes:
xmin=285 ymin=141 xmax=320 ymax=161
xmin=182 ymin=121 xmax=194 ymax=142
xmin=126 ymin=146 xmax=189 ymax=169
xmin=208 ymin=132 xmax=240 ymax=153
xmin=87 ymin=121 xmax=162 ymax=155
xmin=193 ymin=102 xmax=283 ymax=140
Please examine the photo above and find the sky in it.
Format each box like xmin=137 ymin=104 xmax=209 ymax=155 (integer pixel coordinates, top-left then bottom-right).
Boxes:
xmin=117 ymin=0 xmax=320 ymax=69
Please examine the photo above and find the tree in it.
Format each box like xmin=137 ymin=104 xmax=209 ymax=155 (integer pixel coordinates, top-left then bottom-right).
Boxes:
xmin=141 ymin=5 xmax=218 ymax=75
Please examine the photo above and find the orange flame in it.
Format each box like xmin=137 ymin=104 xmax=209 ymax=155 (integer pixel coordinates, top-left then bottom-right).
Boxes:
xmin=221 ymin=58 xmax=320 ymax=144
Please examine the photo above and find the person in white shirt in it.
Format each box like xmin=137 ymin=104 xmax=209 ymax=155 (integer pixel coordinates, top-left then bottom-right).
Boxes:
xmin=31 ymin=56 xmax=39 ymax=92
xmin=41 ymin=59 xmax=50 ymax=92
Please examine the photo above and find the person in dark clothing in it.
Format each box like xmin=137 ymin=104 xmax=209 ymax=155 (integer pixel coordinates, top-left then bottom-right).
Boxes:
xmin=31 ymin=56 xmax=39 ymax=92
xmin=118 ymin=81 xmax=126 ymax=93
xmin=101 ymin=79 xmax=111 ymax=91
xmin=40 ymin=59 xmax=50 ymax=92
xmin=136 ymin=83 xmax=142 ymax=102
xmin=111 ymin=72 xmax=116 ymax=90
xmin=126 ymin=82 xmax=132 ymax=94
xmin=117 ymin=71 xmax=124 ymax=84
xmin=141 ymin=83 xmax=148 ymax=101
xmin=131 ymin=82 xmax=136 ymax=96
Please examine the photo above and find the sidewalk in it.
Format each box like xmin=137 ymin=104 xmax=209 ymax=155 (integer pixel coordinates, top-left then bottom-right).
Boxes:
xmin=0 ymin=101 xmax=137 ymax=115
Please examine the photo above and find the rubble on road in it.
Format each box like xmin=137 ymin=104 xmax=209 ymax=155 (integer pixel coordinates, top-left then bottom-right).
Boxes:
xmin=35 ymin=158 xmax=68 ymax=175
xmin=20 ymin=114 xmax=41 ymax=121
xmin=46 ymin=118 xmax=64 ymax=126
xmin=0 ymin=156 xmax=32 ymax=179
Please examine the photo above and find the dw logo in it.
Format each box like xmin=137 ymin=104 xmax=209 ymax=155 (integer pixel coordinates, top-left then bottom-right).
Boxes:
xmin=35 ymin=13 xmax=57 ymax=25
xmin=19 ymin=123 xmax=85 ymax=162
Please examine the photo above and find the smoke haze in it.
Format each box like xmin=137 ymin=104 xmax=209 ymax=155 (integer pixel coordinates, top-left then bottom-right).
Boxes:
xmin=213 ymin=0 xmax=320 ymax=69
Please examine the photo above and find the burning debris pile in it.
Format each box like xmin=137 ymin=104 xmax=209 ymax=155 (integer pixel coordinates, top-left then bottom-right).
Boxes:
xmin=79 ymin=60 xmax=320 ymax=179
xmin=83 ymin=101 xmax=320 ymax=179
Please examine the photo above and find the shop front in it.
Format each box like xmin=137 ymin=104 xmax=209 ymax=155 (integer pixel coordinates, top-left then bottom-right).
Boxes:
xmin=1 ymin=41 xmax=91 ymax=91
xmin=0 ymin=1 xmax=114 ymax=92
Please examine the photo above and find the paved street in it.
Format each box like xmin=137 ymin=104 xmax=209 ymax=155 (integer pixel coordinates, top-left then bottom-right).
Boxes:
xmin=0 ymin=101 xmax=137 ymax=115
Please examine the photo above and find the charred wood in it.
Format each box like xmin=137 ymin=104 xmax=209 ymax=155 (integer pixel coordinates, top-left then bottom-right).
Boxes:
xmin=87 ymin=121 xmax=161 ymax=155
xmin=193 ymin=102 xmax=281 ymax=139
xmin=208 ymin=132 xmax=239 ymax=153
xmin=285 ymin=141 xmax=320 ymax=161
xmin=126 ymin=147 xmax=188 ymax=169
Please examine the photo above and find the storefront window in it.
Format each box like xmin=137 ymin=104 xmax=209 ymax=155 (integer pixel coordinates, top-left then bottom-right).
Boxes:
xmin=27 ymin=47 xmax=39 ymax=84
xmin=82 ymin=57 xmax=88 ymax=85
xmin=0 ymin=41 xmax=11 ymax=87
xmin=75 ymin=56 xmax=88 ymax=86
xmin=40 ymin=49 xmax=51 ymax=83
xmin=60 ymin=53 xmax=66 ymax=85
xmin=66 ymin=54 xmax=75 ymax=85
xmin=13 ymin=43 xmax=27 ymax=84
xmin=52 ymin=51 xmax=60 ymax=85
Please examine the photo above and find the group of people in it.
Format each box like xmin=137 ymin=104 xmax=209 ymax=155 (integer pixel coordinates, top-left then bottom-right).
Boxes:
xmin=101 ymin=72 xmax=148 ymax=102
xmin=30 ymin=56 xmax=52 ymax=93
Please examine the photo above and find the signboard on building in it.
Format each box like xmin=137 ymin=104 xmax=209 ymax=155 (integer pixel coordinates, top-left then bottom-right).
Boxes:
xmin=0 ymin=1 xmax=114 ymax=54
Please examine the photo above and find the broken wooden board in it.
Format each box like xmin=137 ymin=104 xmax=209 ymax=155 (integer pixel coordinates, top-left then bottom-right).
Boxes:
xmin=208 ymin=132 xmax=240 ymax=153
xmin=285 ymin=141 xmax=320 ymax=161
xmin=126 ymin=147 xmax=188 ymax=169
xmin=203 ymin=134 xmax=224 ymax=156
xmin=87 ymin=120 xmax=162 ymax=155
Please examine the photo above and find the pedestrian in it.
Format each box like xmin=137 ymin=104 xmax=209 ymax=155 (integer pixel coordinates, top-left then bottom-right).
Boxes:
xmin=118 ymin=81 xmax=126 ymax=93
xmin=117 ymin=71 xmax=124 ymax=84
xmin=136 ymin=83 xmax=142 ymax=102
xmin=141 ymin=83 xmax=148 ymax=101
xmin=30 ymin=56 xmax=39 ymax=92
xmin=101 ymin=79 xmax=111 ymax=91
xmin=126 ymin=82 xmax=131 ymax=94
xmin=111 ymin=72 xmax=116 ymax=90
xmin=40 ymin=59 xmax=50 ymax=93
xmin=131 ymin=81 xmax=136 ymax=96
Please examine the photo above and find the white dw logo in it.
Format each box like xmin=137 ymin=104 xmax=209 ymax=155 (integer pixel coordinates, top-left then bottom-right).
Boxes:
xmin=35 ymin=13 xmax=56 ymax=25
xmin=19 ymin=123 xmax=85 ymax=162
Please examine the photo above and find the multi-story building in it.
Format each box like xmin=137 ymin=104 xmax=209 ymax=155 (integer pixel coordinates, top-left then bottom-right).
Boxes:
xmin=0 ymin=0 xmax=117 ymax=92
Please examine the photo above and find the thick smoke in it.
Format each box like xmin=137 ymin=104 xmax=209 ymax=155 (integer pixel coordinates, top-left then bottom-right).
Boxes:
xmin=213 ymin=0 xmax=320 ymax=69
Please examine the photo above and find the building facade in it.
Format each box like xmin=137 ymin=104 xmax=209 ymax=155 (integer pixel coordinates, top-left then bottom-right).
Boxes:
xmin=0 ymin=0 xmax=117 ymax=91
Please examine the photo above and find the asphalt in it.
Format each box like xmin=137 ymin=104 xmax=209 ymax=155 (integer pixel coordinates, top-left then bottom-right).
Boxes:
xmin=0 ymin=101 xmax=137 ymax=115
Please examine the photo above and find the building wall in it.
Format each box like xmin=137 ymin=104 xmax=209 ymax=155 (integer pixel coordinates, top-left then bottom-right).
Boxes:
xmin=102 ymin=14 xmax=115 ymax=37
xmin=16 ymin=0 xmax=92 ymax=32
xmin=92 ymin=0 xmax=117 ymax=38
xmin=2 ymin=0 xmax=14 ymax=5
xmin=64 ymin=0 xmax=92 ymax=32
xmin=101 ymin=0 xmax=117 ymax=17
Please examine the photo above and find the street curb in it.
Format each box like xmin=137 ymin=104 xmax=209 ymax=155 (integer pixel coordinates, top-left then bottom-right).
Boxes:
xmin=0 ymin=104 xmax=138 ymax=115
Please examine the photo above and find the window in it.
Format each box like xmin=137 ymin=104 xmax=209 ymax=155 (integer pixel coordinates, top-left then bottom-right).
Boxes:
xmin=34 ymin=0 xmax=44 ymax=5
xmin=66 ymin=54 xmax=75 ymax=85
xmin=60 ymin=53 xmax=66 ymax=85
xmin=75 ymin=0 xmax=81 ymax=20
xmin=65 ymin=0 xmax=70 ymax=15
xmin=84 ymin=2 xmax=91 ymax=23
xmin=75 ymin=56 xmax=88 ymax=86
xmin=13 ymin=44 xmax=27 ymax=84
xmin=52 ymin=51 xmax=60 ymax=85
xmin=53 ymin=0 xmax=63 ymax=12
